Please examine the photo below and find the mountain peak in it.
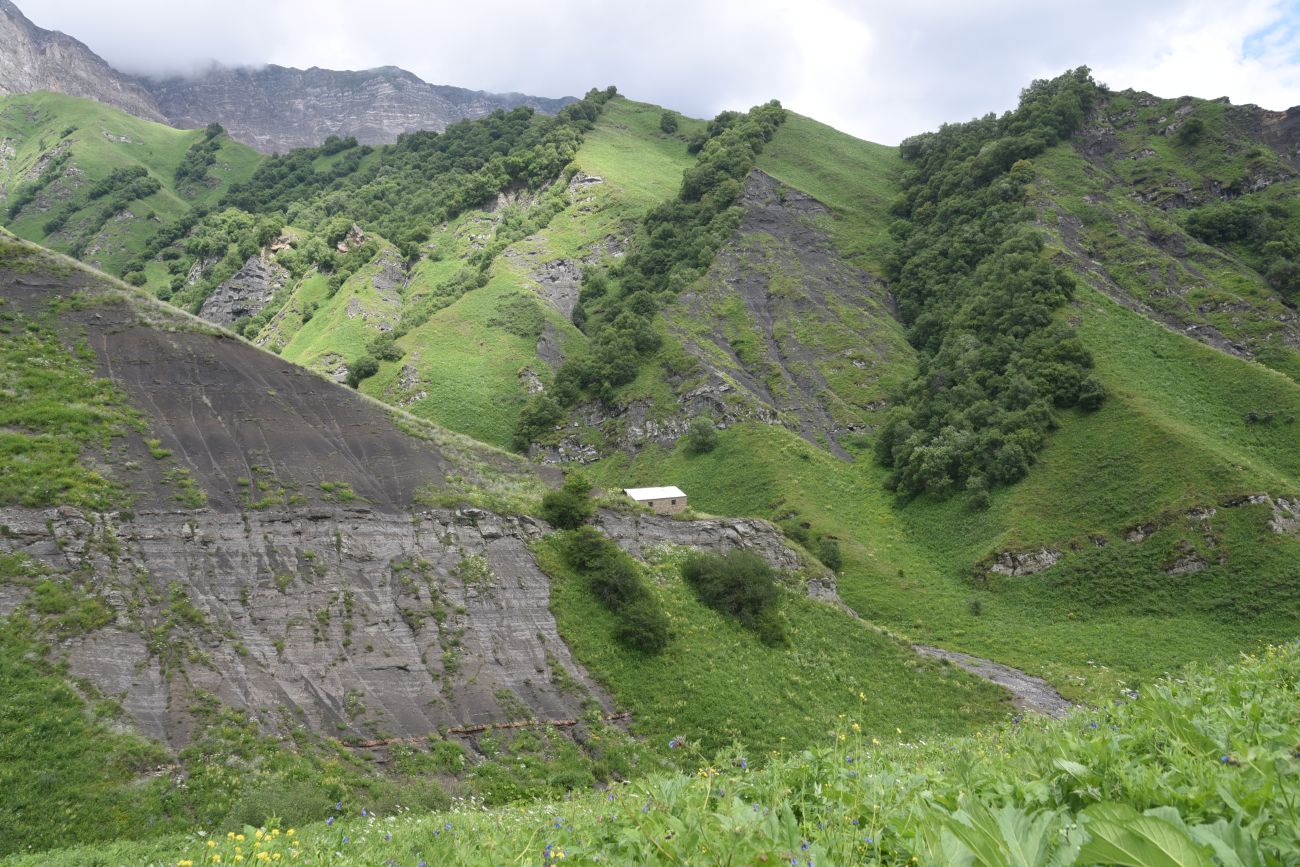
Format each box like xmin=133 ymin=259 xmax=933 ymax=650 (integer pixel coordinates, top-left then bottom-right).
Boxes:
xmin=0 ymin=0 xmax=166 ymax=120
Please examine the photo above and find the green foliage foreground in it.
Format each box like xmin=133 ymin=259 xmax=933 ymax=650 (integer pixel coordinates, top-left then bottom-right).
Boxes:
xmin=16 ymin=642 xmax=1298 ymax=866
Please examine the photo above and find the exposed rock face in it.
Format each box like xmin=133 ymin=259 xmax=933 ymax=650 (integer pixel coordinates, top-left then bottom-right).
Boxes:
xmin=540 ymin=169 xmax=903 ymax=463
xmin=140 ymin=65 xmax=576 ymax=152
xmin=913 ymin=646 xmax=1071 ymax=718
xmin=1 ymin=248 xmax=820 ymax=749
xmin=988 ymin=548 xmax=1062 ymax=577
xmin=1 ymin=505 xmax=610 ymax=746
xmin=197 ymin=254 xmax=289 ymax=327
xmin=0 ymin=0 xmax=166 ymax=122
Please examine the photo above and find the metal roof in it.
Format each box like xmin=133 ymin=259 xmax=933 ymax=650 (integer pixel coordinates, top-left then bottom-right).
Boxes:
xmin=624 ymin=486 xmax=686 ymax=501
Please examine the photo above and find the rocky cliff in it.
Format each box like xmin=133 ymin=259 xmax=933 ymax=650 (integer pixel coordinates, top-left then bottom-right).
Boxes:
xmin=0 ymin=237 xmax=815 ymax=748
xmin=0 ymin=0 xmax=166 ymax=122
xmin=141 ymin=65 xmax=576 ymax=152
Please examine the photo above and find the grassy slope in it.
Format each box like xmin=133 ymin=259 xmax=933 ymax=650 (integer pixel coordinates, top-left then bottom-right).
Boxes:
xmin=1034 ymin=89 xmax=1300 ymax=382
xmin=756 ymin=113 xmax=902 ymax=273
xmin=356 ymin=98 xmax=704 ymax=448
xmin=0 ymin=93 xmax=261 ymax=275
xmin=588 ymin=280 xmax=1300 ymax=702
xmin=16 ymin=643 xmax=1299 ymax=866
xmin=539 ymin=537 xmax=1008 ymax=759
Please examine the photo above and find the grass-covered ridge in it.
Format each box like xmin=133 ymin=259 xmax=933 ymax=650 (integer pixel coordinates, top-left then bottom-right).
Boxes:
xmin=14 ymin=642 xmax=1298 ymax=866
xmin=0 ymin=92 xmax=262 ymax=277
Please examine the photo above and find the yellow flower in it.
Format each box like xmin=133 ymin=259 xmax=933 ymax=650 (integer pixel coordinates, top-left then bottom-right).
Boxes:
xmin=208 ymin=840 xmax=217 ymax=848
xmin=227 ymin=832 xmax=236 ymax=840
xmin=872 ymin=737 xmax=880 ymax=746
xmin=851 ymin=722 xmax=861 ymax=733
xmin=896 ymin=728 xmax=902 ymax=735
xmin=255 ymin=830 xmax=264 ymax=840
xmin=179 ymin=861 xmax=193 ymax=867
xmin=271 ymin=829 xmax=281 ymax=837
xmin=212 ymin=858 xmax=221 ymax=865
xmin=236 ymin=834 xmax=246 ymax=842
xmin=286 ymin=829 xmax=295 ymax=837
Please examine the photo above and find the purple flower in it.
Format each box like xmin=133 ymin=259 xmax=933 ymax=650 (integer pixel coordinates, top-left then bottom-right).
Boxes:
xmin=326 ymin=816 xmax=334 ymax=826
xmin=385 ymin=832 xmax=392 ymax=842
xmin=342 ymin=836 xmax=350 ymax=844
xmin=1221 ymin=755 xmax=1231 ymax=763
xmin=335 ymin=801 xmax=343 ymax=811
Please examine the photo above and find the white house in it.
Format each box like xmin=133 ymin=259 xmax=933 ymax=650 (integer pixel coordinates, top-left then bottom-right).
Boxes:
xmin=624 ymin=486 xmax=687 ymax=515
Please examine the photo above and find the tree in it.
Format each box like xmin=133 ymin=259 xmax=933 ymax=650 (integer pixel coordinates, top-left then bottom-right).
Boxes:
xmin=659 ymin=112 xmax=679 ymax=134
xmin=540 ymin=488 xmax=593 ymax=529
xmin=683 ymin=417 xmax=718 ymax=454
xmin=345 ymin=355 xmax=379 ymax=388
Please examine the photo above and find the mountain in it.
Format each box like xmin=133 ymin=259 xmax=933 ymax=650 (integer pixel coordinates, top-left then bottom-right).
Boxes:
xmin=2 ymin=60 xmax=1300 ymax=860
xmin=0 ymin=0 xmax=575 ymax=152
xmin=0 ymin=0 xmax=165 ymax=122
xmin=140 ymin=64 xmax=577 ymax=152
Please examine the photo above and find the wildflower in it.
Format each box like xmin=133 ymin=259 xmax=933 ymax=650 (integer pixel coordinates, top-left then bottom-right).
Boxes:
xmin=385 ymin=832 xmax=392 ymax=842
xmin=255 ymin=830 xmax=264 ymax=840
xmin=236 ymin=834 xmax=245 ymax=842
xmin=208 ymin=840 xmax=217 ymax=848
xmin=335 ymin=801 xmax=343 ymax=811
xmin=228 ymin=832 xmax=236 ymax=840
xmin=286 ymin=830 xmax=294 ymax=837
xmin=179 ymin=861 xmax=193 ymax=866
xmin=212 ymin=858 xmax=221 ymax=864
xmin=326 ymin=817 xmax=334 ymax=827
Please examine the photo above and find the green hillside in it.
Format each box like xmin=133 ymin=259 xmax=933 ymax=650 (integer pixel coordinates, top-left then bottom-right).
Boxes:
xmin=14 ymin=643 xmax=1299 ymax=865
xmin=0 ymin=92 xmax=262 ymax=276
xmin=4 ymin=65 xmax=1300 ymax=863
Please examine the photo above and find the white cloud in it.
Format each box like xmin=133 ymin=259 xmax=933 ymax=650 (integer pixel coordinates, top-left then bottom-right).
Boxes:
xmin=15 ymin=0 xmax=1300 ymax=143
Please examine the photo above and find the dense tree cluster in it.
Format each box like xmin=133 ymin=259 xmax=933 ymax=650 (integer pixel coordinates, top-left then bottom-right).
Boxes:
xmin=513 ymin=101 xmax=787 ymax=450
xmin=174 ymin=123 xmax=226 ymax=185
xmin=875 ymin=67 xmax=1104 ymax=501
xmin=223 ymin=88 xmax=617 ymax=261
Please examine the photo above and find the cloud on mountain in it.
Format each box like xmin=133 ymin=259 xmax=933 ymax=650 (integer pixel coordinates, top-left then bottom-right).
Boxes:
xmin=17 ymin=0 xmax=1300 ymax=143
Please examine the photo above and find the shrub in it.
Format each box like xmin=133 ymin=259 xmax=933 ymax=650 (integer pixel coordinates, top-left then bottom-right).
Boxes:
xmin=563 ymin=526 xmax=610 ymax=571
xmin=659 ymin=112 xmax=679 ymax=134
xmin=681 ymin=550 xmax=785 ymax=646
xmin=345 ymin=355 xmax=379 ymax=388
xmin=815 ymin=538 xmax=842 ymax=572
xmin=613 ymin=595 xmax=671 ymax=654
xmin=540 ymin=489 xmax=593 ymax=529
xmin=683 ymin=417 xmax=718 ymax=454
xmin=559 ymin=527 xmax=671 ymax=654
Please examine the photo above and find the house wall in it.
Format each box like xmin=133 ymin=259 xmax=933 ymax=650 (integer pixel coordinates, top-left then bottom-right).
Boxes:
xmin=644 ymin=497 xmax=686 ymax=515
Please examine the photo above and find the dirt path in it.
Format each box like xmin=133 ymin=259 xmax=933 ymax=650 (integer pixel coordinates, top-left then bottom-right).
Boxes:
xmin=914 ymin=645 xmax=1072 ymax=718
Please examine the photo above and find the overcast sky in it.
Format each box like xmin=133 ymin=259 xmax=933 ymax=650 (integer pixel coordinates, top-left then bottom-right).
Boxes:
xmin=18 ymin=0 xmax=1300 ymax=143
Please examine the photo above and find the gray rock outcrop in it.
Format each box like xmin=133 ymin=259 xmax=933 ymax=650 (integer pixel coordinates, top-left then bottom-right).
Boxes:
xmin=0 ymin=0 xmax=166 ymax=122
xmin=140 ymin=64 xmax=576 ymax=152
xmin=197 ymin=254 xmax=289 ymax=327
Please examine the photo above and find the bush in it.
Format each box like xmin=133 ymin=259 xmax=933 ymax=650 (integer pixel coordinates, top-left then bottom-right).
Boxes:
xmin=345 ymin=355 xmax=379 ymax=388
xmin=563 ymin=526 xmax=610 ymax=571
xmin=540 ymin=489 xmax=593 ymax=529
xmin=559 ymin=527 xmax=671 ymax=654
xmin=815 ymin=538 xmax=842 ymax=572
xmin=681 ymin=550 xmax=785 ymax=646
xmin=613 ymin=595 xmax=671 ymax=654
xmin=683 ymin=417 xmax=718 ymax=454
xmin=659 ymin=112 xmax=679 ymax=134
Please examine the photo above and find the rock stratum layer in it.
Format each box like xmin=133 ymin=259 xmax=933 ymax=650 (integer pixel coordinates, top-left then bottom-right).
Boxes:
xmin=0 ymin=239 xmax=813 ymax=747
xmin=140 ymin=65 xmax=575 ymax=152
xmin=0 ymin=0 xmax=166 ymax=122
